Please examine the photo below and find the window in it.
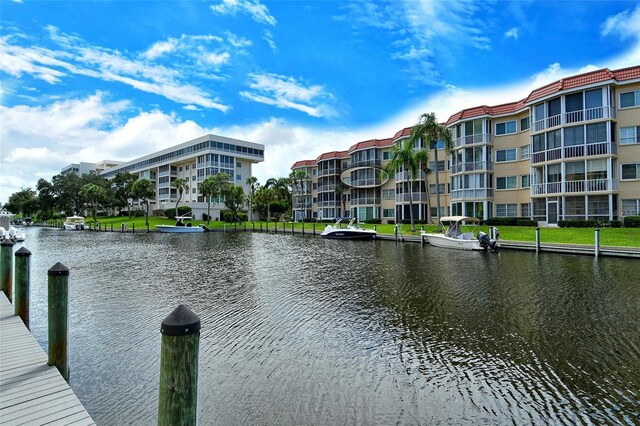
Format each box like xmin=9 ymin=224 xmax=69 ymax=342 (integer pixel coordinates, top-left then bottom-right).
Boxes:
xmin=429 ymin=184 xmax=446 ymax=195
xmin=496 ymin=176 xmax=517 ymax=190
xmin=236 ymin=161 xmax=242 ymax=168
xmin=520 ymin=145 xmax=530 ymax=160
xmin=620 ymin=126 xmax=640 ymax=144
xmin=382 ymin=189 xmax=394 ymax=199
xmin=185 ymin=164 xmax=189 ymax=170
xmin=431 ymin=207 xmax=446 ymax=218
xmin=532 ymin=134 xmax=545 ymax=152
xmin=520 ymin=116 xmax=530 ymax=131
xmin=588 ymin=195 xmax=609 ymax=219
xmin=496 ymin=148 xmax=517 ymax=162
xmin=496 ymin=120 xmax=516 ymax=135
xmin=383 ymin=209 xmax=395 ymax=218
xmin=236 ymin=174 xmax=242 ymax=181
xmin=566 ymin=161 xmax=585 ymax=181
xmin=192 ymin=176 xmax=196 ymax=181
xmin=496 ymin=204 xmax=517 ymax=217
xmin=620 ymin=90 xmax=640 ymax=108
xmin=621 ymin=163 xmax=640 ymax=180
xmin=587 ymin=159 xmax=607 ymax=180
xmin=521 ymin=203 xmax=531 ymax=218
xmin=428 ymin=161 xmax=446 ymax=172
xmin=622 ymin=199 xmax=640 ymax=216
xmin=383 ymin=151 xmax=390 ymax=160
xmin=547 ymin=129 xmax=562 ymax=149
xmin=520 ymin=175 xmax=530 ymax=188
xmin=192 ymin=188 xmax=196 ymax=194
xmin=564 ymin=126 xmax=584 ymax=146
xmin=586 ymin=122 xmax=607 ymax=144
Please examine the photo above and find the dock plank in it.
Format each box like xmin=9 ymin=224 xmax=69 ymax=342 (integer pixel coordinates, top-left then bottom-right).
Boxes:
xmin=0 ymin=293 xmax=95 ymax=425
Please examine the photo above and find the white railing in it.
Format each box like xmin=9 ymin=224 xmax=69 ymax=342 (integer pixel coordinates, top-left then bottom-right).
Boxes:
xmin=395 ymin=192 xmax=428 ymax=203
xmin=351 ymin=197 xmax=381 ymax=205
xmin=531 ymin=106 xmax=616 ymax=133
xmin=450 ymin=188 xmax=493 ymax=200
xmin=532 ymin=179 xmax=617 ymax=195
xmin=532 ymin=142 xmax=615 ymax=163
xmin=450 ymin=161 xmax=493 ymax=174
xmin=395 ymin=171 xmax=427 ymax=182
xmin=318 ymin=168 xmax=339 ymax=176
xmin=454 ymin=133 xmax=494 ymax=148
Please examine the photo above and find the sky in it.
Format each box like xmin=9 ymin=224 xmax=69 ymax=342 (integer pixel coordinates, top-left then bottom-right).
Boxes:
xmin=1 ymin=0 xmax=640 ymax=204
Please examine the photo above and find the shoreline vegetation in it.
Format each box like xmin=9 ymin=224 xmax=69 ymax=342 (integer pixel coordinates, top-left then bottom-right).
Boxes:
xmin=56 ymin=216 xmax=640 ymax=248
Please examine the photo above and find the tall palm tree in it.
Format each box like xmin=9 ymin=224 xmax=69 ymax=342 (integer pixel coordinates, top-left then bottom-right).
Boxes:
xmin=200 ymin=173 xmax=231 ymax=223
xmin=334 ymin=182 xmax=348 ymax=218
xmin=289 ymin=170 xmax=307 ymax=221
xmin=384 ymin=139 xmax=428 ymax=232
xmin=245 ymin=176 xmax=259 ymax=222
xmin=264 ymin=177 xmax=291 ymax=219
xmin=409 ymin=113 xmax=453 ymax=231
xmin=131 ymin=178 xmax=155 ymax=227
xmin=172 ymin=177 xmax=189 ymax=217
xmin=79 ymin=183 xmax=106 ymax=223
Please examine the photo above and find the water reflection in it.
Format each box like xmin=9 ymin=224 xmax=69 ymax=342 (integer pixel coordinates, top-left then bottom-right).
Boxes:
xmin=19 ymin=227 xmax=640 ymax=425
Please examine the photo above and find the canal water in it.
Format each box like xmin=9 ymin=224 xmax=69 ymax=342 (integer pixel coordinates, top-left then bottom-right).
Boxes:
xmin=18 ymin=227 xmax=640 ymax=425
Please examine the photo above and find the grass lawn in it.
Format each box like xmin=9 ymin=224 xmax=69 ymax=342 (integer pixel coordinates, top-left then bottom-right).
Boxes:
xmin=86 ymin=216 xmax=640 ymax=248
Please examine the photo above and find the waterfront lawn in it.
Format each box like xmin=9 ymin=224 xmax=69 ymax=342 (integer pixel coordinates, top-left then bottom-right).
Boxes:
xmin=88 ymin=216 xmax=639 ymax=247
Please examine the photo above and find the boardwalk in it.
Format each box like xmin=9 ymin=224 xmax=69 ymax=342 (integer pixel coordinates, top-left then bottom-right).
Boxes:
xmin=0 ymin=293 xmax=94 ymax=425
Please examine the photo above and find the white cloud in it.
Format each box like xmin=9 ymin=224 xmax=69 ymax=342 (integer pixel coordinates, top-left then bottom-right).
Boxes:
xmin=143 ymin=38 xmax=180 ymax=60
xmin=240 ymin=72 xmax=336 ymax=118
xmin=504 ymin=27 xmax=519 ymax=40
xmin=263 ymin=29 xmax=277 ymax=50
xmin=210 ymin=0 xmax=276 ymax=26
xmin=601 ymin=5 xmax=640 ymax=41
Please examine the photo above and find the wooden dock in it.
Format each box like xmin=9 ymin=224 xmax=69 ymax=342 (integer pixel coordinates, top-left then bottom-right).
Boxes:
xmin=0 ymin=293 xmax=94 ymax=425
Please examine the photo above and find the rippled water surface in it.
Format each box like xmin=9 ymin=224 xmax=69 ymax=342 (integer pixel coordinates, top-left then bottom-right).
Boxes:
xmin=18 ymin=227 xmax=640 ymax=425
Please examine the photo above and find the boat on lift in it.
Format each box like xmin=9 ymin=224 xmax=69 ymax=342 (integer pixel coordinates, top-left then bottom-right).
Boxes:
xmin=320 ymin=218 xmax=377 ymax=240
xmin=421 ymin=216 xmax=498 ymax=251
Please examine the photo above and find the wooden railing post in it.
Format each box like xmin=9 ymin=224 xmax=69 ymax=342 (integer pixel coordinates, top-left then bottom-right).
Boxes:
xmin=48 ymin=262 xmax=70 ymax=380
xmin=14 ymin=247 xmax=31 ymax=328
xmin=1 ymin=240 xmax=14 ymax=302
xmin=158 ymin=305 xmax=201 ymax=426
xmin=535 ymin=227 xmax=541 ymax=253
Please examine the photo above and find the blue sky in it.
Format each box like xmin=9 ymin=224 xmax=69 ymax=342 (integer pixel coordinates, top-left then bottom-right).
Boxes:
xmin=1 ymin=0 xmax=640 ymax=203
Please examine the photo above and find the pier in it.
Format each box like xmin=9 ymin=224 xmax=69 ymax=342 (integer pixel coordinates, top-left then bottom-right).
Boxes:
xmin=0 ymin=292 xmax=94 ymax=425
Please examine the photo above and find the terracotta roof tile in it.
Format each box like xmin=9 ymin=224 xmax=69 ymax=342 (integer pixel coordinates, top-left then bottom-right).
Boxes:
xmin=316 ymin=150 xmax=349 ymax=162
xmin=291 ymin=159 xmax=316 ymax=169
xmin=392 ymin=127 xmax=412 ymax=140
xmin=348 ymin=137 xmax=393 ymax=153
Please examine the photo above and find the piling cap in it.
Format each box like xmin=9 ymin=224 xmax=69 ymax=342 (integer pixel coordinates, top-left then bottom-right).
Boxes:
xmin=15 ymin=247 xmax=32 ymax=256
xmin=1 ymin=240 xmax=14 ymax=247
xmin=48 ymin=262 xmax=69 ymax=276
xmin=161 ymin=304 xmax=201 ymax=336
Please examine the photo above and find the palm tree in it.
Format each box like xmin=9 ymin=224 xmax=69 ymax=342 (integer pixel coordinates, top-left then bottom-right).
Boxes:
xmin=264 ymin=177 xmax=291 ymax=220
xmin=79 ymin=183 xmax=106 ymax=223
xmin=245 ymin=176 xmax=260 ymax=222
xmin=200 ymin=173 xmax=231 ymax=223
xmin=172 ymin=177 xmax=189 ymax=217
xmin=334 ymin=182 xmax=348 ymax=218
xmin=131 ymin=178 xmax=155 ymax=227
xmin=384 ymin=139 xmax=428 ymax=232
xmin=289 ymin=170 xmax=307 ymax=221
xmin=409 ymin=112 xmax=453 ymax=231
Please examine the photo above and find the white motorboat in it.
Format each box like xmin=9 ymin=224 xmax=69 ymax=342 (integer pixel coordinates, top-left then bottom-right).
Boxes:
xmin=0 ymin=209 xmax=26 ymax=242
xmin=64 ymin=215 xmax=86 ymax=230
xmin=421 ymin=216 xmax=498 ymax=251
xmin=320 ymin=218 xmax=377 ymax=240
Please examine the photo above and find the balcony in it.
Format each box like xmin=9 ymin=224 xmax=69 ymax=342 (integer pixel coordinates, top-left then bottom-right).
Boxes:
xmin=531 ymin=141 xmax=616 ymax=164
xmin=531 ymin=106 xmax=616 ymax=133
xmin=454 ymin=133 xmax=494 ymax=148
xmin=317 ymin=200 xmax=339 ymax=208
xmin=318 ymin=168 xmax=341 ymax=176
xmin=395 ymin=192 xmax=428 ymax=203
xmin=351 ymin=197 xmax=381 ymax=206
xmin=450 ymin=161 xmax=494 ymax=174
xmin=395 ymin=170 xmax=428 ymax=182
xmin=531 ymin=178 xmax=617 ymax=195
xmin=350 ymin=159 xmax=380 ymax=168
xmin=450 ymin=188 xmax=493 ymax=201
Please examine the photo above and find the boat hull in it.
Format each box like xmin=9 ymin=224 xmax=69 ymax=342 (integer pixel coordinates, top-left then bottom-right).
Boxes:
xmin=155 ymin=225 xmax=204 ymax=233
xmin=423 ymin=233 xmax=482 ymax=250
xmin=320 ymin=230 xmax=376 ymax=240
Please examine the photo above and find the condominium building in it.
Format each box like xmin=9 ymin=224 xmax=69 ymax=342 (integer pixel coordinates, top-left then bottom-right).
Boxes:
xmin=100 ymin=134 xmax=264 ymax=219
xmin=291 ymin=66 xmax=640 ymax=224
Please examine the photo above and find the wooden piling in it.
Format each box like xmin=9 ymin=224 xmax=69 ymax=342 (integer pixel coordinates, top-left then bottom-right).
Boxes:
xmin=132 ymin=223 xmax=135 ymax=233
xmin=535 ymin=227 xmax=541 ymax=253
xmin=1 ymin=240 xmax=14 ymax=302
xmin=158 ymin=304 xmax=201 ymax=426
xmin=14 ymin=247 xmax=31 ymax=329
xmin=595 ymin=228 xmax=600 ymax=258
xmin=48 ymin=262 xmax=69 ymax=380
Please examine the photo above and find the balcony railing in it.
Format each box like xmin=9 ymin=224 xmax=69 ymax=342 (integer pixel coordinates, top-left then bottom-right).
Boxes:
xmin=395 ymin=192 xmax=428 ymax=203
xmin=531 ymin=106 xmax=616 ymax=133
xmin=395 ymin=170 xmax=428 ymax=182
xmin=454 ymin=133 xmax=494 ymax=148
xmin=450 ymin=161 xmax=494 ymax=174
xmin=532 ymin=178 xmax=617 ymax=195
xmin=450 ymin=188 xmax=493 ymax=200
xmin=350 ymin=159 xmax=380 ymax=168
xmin=351 ymin=197 xmax=381 ymax=205
xmin=318 ymin=168 xmax=340 ymax=176
xmin=531 ymin=141 xmax=616 ymax=164
xmin=317 ymin=201 xmax=340 ymax=208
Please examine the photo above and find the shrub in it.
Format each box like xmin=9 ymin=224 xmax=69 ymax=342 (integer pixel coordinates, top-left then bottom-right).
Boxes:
xmin=302 ymin=218 xmax=317 ymax=223
xmin=364 ymin=218 xmax=381 ymax=224
xmin=133 ymin=209 xmax=145 ymax=217
xmin=516 ymin=219 xmax=538 ymax=227
xmin=624 ymin=216 xmax=640 ymax=228
xmin=387 ymin=219 xmax=395 ymax=225
xmin=152 ymin=209 xmax=165 ymax=217
xmin=610 ymin=220 xmax=622 ymax=228
xmin=222 ymin=211 xmax=247 ymax=223
xmin=558 ymin=220 xmax=601 ymax=228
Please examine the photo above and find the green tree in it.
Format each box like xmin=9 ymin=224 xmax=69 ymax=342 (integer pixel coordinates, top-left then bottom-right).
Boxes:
xmin=200 ymin=173 xmax=231 ymax=223
xmin=245 ymin=176 xmax=260 ymax=222
xmin=254 ymin=186 xmax=277 ymax=221
xmin=384 ymin=139 xmax=429 ymax=232
xmin=113 ymin=172 xmax=138 ymax=218
xmin=5 ymin=188 xmax=39 ymax=217
xmin=221 ymin=183 xmax=245 ymax=222
xmin=51 ymin=173 xmax=84 ymax=215
xmin=409 ymin=112 xmax=453 ymax=230
xmin=36 ymin=178 xmax=56 ymax=220
xmin=131 ymin=178 xmax=156 ymax=227
xmin=80 ymin=183 xmax=106 ymax=223
xmin=264 ymin=177 xmax=291 ymax=218
xmin=334 ymin=182 xmax=348 ymax=218
xmin=289 ymin=170 xmax=307 ymax=221
xmin=172 ymin=177 xmax=189 ymax=215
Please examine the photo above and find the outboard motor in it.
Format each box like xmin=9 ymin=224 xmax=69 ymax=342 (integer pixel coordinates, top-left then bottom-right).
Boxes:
xmin=478 ymin=231 xmax=499 ymax=251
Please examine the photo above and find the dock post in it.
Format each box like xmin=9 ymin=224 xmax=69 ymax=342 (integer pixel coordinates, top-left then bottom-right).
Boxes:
xmin=302 ymin=222 xmax=305 ymax=235
xmin=535 ymin=227 xmax=541 ymax=253
xmin=14 ymin=247 xmax=31 ymax=329
xmin=158 ymin=304 xmax=200 ymax=426
xmin=292 ymin=222 xmax=294 ymax=234
xmin=48 ymin=262 xmax=70 ymax=380
xmin=374 ymin=225 xmax=377 ymax=232
xmin=313 ymin=223 xmax=316 ymax=236
xmin=132 ymin=223 xmax=135 ymax=233
xmin=394 ymin=225 xmax=398 ymax=243
xmin=421 ymin=234 xmax=425 ymax=245
xmin=260 ymin=223 xmax=263 ymax=232
xmin=1 ymin=240 xmax=14 ymax=302
xmin=595 ymin=227 xmax=600 ymax=258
